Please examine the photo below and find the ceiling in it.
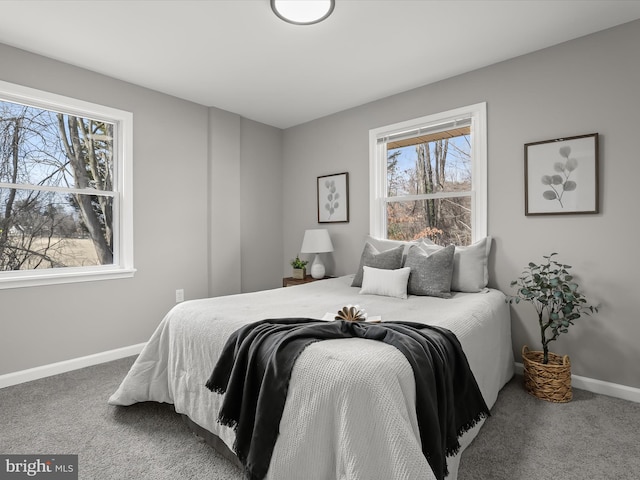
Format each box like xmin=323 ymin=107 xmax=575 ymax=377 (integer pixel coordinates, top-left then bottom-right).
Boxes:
xmin=1 ymin=1 xmax=639 ymax=129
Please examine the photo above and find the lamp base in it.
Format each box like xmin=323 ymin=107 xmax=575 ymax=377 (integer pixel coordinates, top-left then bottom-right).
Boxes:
xmin=310 ymin=254 xmax=325 ymax=279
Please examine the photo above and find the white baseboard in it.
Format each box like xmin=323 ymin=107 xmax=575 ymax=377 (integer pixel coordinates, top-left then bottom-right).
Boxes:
xmin=0 ymin=343 xmax=146 ymax=389
xmin=514 ymin=362 xmax=640 ymax=404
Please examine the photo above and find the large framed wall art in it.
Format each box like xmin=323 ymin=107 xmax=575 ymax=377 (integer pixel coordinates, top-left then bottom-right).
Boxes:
xmin=524 ymin=133 xmax=599 ymax=216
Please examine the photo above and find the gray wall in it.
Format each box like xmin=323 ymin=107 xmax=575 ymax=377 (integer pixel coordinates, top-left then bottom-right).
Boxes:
xmin=282 ymin=20 xmax=640 ymax=390
xmin=209 ymin=107 xmax=242 ymax=296
xmin=208 ymin=112 xmax=283 ymax=296
xmin=240 ymin=118 xmax=283 ymax=293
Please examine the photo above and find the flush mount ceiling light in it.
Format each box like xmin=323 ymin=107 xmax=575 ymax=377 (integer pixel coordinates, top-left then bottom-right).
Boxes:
xmin=271 ymin=0 xmax=335 ymax=25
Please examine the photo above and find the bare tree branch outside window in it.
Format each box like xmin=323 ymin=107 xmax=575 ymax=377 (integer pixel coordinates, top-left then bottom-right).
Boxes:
xmin=0 ymin=100 xmax=114 ymax=271
xmin=386 ymin=133 xmax=472 ymax=246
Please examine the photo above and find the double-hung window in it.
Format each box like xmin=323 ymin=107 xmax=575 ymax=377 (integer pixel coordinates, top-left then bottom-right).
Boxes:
xmin=0 ymin=80 xmax=134 ymax=288
xmin=369 ymin=103 xmax=487 ymax=246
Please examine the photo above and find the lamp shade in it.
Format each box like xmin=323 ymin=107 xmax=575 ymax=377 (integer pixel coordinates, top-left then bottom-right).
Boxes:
xmin=300 ymin=229 xmax=333 ymax=254
xmin=300 ymin=229 xmax=333 ymax=279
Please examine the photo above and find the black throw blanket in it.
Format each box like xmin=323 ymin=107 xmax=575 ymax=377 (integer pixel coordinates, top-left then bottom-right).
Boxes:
xmin=205 ymin=318 xmax=490 ymax=480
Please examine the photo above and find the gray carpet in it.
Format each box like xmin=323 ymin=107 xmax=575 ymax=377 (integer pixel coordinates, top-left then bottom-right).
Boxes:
xmin=1 ymin=356 xmax=638 ymax=479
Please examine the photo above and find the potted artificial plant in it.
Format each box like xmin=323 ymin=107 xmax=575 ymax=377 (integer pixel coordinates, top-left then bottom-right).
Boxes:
xmin=507 ymin=253 xmax=597 ymax=403
xmin=290 ymin=255 xmax=308 ymax=280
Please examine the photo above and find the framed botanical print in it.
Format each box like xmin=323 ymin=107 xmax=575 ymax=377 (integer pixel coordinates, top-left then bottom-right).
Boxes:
xmin=524 ymin=133 xmax=599 ymax=215
xmin=317 ymin=172 xmax=349 ymax=223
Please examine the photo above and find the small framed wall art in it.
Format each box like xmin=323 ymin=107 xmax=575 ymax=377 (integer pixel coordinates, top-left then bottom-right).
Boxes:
xmin=524 ymin=133 xmax=599 ymax=215
xmin=317 ymin=172 xmax=349 ymax=223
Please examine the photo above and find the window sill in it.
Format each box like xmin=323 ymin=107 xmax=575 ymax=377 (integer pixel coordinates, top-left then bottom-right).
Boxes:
xmin=0 ymin=267 xmax=136 ymax=290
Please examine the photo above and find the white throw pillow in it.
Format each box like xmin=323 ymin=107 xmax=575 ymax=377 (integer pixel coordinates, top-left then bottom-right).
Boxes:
xmin=359 ymin=266 xmax=411 ymax=299
xmin=419 ymin=237 xmax=492 ymax=292
xmin=365 ymin=235 xmax=418 ymax=256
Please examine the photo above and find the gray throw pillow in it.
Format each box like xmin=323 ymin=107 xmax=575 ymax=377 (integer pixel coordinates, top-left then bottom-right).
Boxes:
xmin=419 ymin=237 xmax=491 ymax=292
xmin=351 ymin=242 xmax=404 ymax=287
xmin=405 ymin=244 xmax=455 ymax=298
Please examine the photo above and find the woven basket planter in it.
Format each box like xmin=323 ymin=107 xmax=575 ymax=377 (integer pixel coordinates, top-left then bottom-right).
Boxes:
xmin=522 ymin=345 xmax=572 ymax=403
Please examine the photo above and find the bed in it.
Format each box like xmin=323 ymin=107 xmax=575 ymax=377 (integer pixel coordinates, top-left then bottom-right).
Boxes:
xmin=109 ymin=266 xmax=514 ymax=480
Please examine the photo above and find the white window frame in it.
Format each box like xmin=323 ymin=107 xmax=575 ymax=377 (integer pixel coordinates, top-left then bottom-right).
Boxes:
xmin=0 ymin=80 xmax=135 ymax=289
xmin=369 ymin=102 xmax=487 ymax=243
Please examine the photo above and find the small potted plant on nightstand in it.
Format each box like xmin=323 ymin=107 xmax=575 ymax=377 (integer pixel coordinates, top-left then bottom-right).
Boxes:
xmin=290 ymin=255 xmax=308 ymax=280
xmin=507 ymin=253 xmax=597 ymax=403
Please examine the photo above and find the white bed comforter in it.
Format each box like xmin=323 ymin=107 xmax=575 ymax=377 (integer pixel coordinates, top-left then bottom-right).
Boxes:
xmin=109 ymin=275 xmax=514 ymax=480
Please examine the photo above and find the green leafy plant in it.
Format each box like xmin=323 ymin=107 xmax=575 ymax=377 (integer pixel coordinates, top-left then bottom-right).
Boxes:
xmin=507 ymin=253 xmax=597 ymax=364
xmin=290 ymin=255 xmax=308 ymax=269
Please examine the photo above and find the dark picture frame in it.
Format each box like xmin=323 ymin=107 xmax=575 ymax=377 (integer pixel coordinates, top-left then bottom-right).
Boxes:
xmin=317 ymin=172 xmax=349 ymax=223
xmin=524 ymin=133 xmax=599 ymax=216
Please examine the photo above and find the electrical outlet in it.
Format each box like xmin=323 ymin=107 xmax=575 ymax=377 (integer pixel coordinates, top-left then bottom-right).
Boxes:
xmin=175 ymin=289 xmax=184 ymax=303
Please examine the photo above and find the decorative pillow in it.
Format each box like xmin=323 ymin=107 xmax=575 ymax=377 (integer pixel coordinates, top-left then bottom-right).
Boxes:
xmin=359 ymin=266 xmax=411 ymax=299
xmin=419 ymin=237 xmax=492 ymax=292
xmin=365 ymin=235 xmax=418 ymax=257
xmin=405 ymin=244 xmax=455 ymax=298
xmin=351 ymin=242 xmax=404 ymax=287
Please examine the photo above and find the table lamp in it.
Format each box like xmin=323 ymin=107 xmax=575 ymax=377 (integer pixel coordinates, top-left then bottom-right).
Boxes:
xmin=300 ymin=229 xmax=334 ymax=279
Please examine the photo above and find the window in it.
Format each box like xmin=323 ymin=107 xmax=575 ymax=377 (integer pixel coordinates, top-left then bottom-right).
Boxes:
xmin=0 ymin=80 xmax=134 ymax=289
xmin=369 ymin=103 xmax=487 ymax=246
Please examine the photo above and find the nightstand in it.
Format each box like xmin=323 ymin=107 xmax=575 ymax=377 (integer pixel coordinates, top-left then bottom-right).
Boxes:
xmin=282 ymin=275 xmax=329 ymax=287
